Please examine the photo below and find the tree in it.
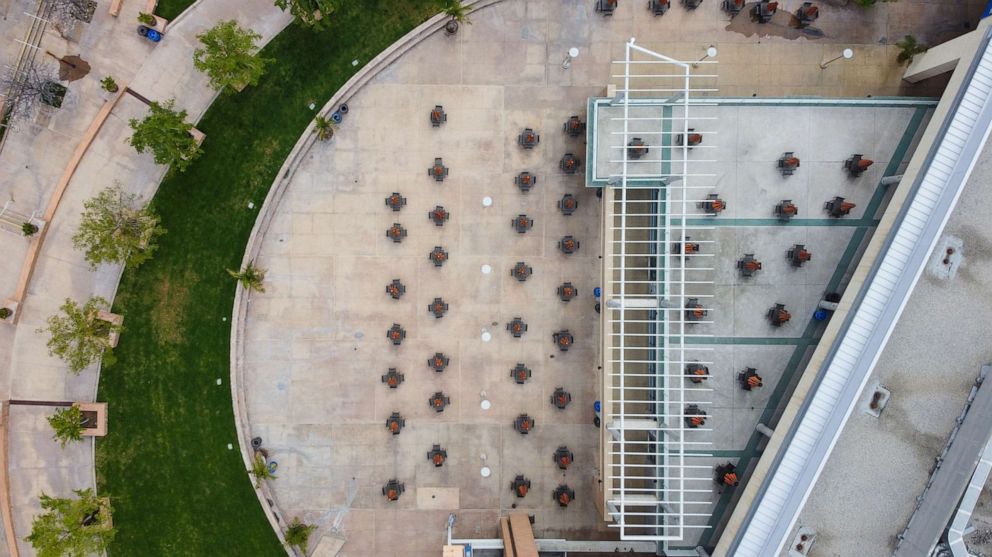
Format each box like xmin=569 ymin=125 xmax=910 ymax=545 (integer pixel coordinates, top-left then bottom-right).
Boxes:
xmin=48 ymin=406 xmax=84 ymax=448
xmin=25 ymin=489 xmax=115 ymax=557
xmin=72 ymin=183 xmax=165 ymax=269
xmin=228 ymin=260 xmax=266 ymax=292
xmin=284 ymin=517 xmax=317 ymax=552
xmin=0 ymin=66 xmax=64 ymax=122
xmin=896 ymin=35 xmax=928 ymax=65
xmin=40 ymin=297 xmax=120 ymax=374
xmin=50 ymin=0 xmax=97 ymax=31
xmin=250 ymin=454 xmax=276 ymax=487
xmin=128 ymin=99 xmax=203 ymax=174
xmin=274 ymin=0 xmax=338 ymax=29
xmin=314 ymin=115 xmax=336 ymax=141
xmin=193 ymin=20 xmax=270 ymax=93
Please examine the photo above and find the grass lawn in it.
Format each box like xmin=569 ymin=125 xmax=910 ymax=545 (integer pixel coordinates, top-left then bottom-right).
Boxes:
xmin=96 ymin=2 xmax=445 ymax=554
xmin=154 ymin=0 xmax=195 ymax=21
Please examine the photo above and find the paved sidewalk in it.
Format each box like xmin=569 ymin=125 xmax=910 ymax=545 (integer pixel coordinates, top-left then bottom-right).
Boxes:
xmin=0 ymin=0 xmax=290 ymax=555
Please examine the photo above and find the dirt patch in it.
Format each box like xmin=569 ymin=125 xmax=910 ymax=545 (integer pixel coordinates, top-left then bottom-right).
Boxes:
xmin=151 ymin=271 xmax=191 ymax=345
xmin=726 ymin=4 xmax=826 ymax=40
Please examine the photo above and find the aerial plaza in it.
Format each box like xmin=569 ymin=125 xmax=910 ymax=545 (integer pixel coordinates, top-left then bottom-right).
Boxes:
xmin=0 ymin=0 xmax=989 ymax=556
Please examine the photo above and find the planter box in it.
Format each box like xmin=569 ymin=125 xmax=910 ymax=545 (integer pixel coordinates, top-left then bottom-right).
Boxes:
xmin=189 ymin=127 xmax=206 ymax=147
xmin=96 ymin=310 xmax=123 ymax=348
xmin=151 ymin=15 xmax=169 ymax=33
xmin=76 ymin=402 xmax=107 ymax=437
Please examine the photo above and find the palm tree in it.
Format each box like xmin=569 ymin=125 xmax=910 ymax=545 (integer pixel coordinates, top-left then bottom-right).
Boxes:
xmin=442 ymin=0 xmax=470 ymax=35
xmin=314 ymin=115 xmax=336 ymax=141
xmin=250 ymin=454 xmax=276 ymax=487
xmin=227 ymin=260 xmax=266 ymax=293
xmin=284 ymin=518 xmax=317 ymax=552
xmin=896 ymin=35 xmax=928 ymax=66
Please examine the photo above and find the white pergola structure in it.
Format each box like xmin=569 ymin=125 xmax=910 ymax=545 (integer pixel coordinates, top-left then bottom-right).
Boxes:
xmin=598 ymin=39 xmax=718 ymax=547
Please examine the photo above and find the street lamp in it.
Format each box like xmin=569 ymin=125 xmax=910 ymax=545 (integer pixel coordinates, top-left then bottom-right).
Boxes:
xmin=562 ymin=47 xmax=580 ymax=69
xmin=693 ymin=45 xmax=718 ymax=69
xmin=820 ymin=48 xmax=854 ymax=69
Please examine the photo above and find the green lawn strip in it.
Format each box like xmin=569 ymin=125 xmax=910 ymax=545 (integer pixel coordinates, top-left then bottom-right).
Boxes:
xmin=96 ymin=2 xmax=444 ymax=555
xmin=155 ymin=0 xmax=195 ymax=21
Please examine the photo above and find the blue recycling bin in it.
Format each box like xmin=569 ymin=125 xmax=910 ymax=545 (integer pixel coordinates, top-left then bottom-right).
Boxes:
xmin=813 ymin=309 xmax=828 ymax=321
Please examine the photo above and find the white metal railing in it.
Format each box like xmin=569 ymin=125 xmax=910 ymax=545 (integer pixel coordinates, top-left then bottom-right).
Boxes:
xmin=603 ymin=39 xmax=717 ymax=543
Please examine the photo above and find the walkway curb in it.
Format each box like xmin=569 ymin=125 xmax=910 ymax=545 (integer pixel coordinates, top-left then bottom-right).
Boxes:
xmin=229 ymin=0 xmax=505 ymax=551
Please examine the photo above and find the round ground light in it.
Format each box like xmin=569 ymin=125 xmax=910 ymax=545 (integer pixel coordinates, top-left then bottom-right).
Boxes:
xmin=481 ymin=330 xmax=492 ymax=342
xmin=481 ymin=467 xmax=492 ymax=478
xmin=482 ymin=196 xmax=493 ymax=207
xmin=481 ymin=399 xmax=491 ymax=410
xmin=481 ymin=264 xmax=492 ymax=274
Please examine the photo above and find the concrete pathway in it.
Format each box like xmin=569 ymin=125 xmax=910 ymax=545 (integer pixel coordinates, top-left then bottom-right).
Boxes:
xmin=0 ymin=0 xmax=291 ymax=555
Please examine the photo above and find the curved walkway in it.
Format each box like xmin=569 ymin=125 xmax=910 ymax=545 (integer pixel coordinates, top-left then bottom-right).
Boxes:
xmin=0 ymin=0 xmax=290 ymax=554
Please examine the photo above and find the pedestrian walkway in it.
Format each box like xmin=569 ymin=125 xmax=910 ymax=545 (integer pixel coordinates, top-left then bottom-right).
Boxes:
xmin=0 ymin=0 xmax=291 ymax=554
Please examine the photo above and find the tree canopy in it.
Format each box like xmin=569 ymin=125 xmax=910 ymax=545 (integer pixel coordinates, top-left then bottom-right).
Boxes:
xmin=41 ymin=297 xmax=120 ymax=374
xmin=274 ymin=0 xmax=338 ymax=29
xmin=193 ymin=20 xmax=270 ymax=93
xmin=48 ymin=406 xmax=84 ymax=448
xmin=128 ymin=99 xmax=203 ymax=173
xmin=25 ymin=489 xmax=115 ymax=557
xmin=72 ymin=183 xmax=165 ymax=269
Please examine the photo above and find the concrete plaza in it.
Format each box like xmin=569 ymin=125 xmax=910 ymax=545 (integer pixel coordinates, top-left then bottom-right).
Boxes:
xmin=239 ymin=1 xmax=938 ymax=553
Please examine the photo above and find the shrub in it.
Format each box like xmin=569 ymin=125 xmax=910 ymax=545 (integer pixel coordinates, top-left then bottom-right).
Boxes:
xmin=0 ymin=308 xmax=11 ymax=320
xmin=22 ymin=222 xmax=39 ymax=236
xmin=137 ymin=12 xmax=156 ymax=25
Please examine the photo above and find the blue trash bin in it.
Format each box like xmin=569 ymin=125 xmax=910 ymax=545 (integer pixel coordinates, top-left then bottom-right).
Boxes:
xmin=147 ymin=29 xmax=162 ymax=42
xmin=331 ymin=111 xmax=343 ymax=123
xmin=813 ymin=309 xmax=828 ymax=321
